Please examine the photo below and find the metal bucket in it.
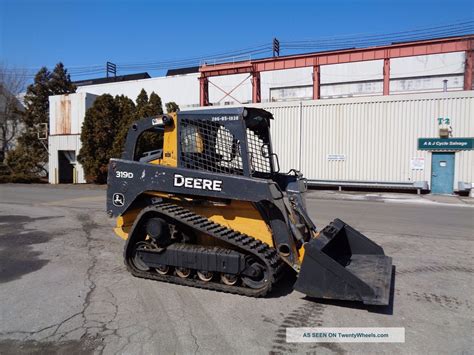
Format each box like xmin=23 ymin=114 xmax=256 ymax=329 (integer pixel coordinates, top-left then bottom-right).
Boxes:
xmin=294 ymin=219 xmax=393 ymax=305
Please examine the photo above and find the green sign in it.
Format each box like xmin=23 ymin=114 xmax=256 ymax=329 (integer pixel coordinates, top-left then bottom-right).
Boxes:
xmin=418 ymin=137 xmax=474 ymax=151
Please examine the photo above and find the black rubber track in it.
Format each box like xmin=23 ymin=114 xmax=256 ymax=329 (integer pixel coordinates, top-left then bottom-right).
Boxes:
xmin=125 ymin=202 xmax=285 ymax=297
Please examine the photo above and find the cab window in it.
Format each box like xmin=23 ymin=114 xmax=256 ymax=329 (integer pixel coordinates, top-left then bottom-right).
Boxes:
xmin=134 ymin=128 xmax=164 ymax=162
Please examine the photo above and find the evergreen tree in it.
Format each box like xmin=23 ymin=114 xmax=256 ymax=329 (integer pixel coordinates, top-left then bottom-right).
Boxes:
xmin=110 ymin=95 xmax=136 ymax=158
xmin=23 ymin=67 xmax=51 ymax=127
xmin=78 ymin=95 xmax=117 ymax=183
xmin=78 ymin=89 xmax=167 ymax=183
xmin=49 ymin=62 xmax=76 ymax=94
xmin=7 ymin=67 xmax=51 ymax=177
xmin=165 ymin=101 xmax=180 ymax=113
xmin=6 ymin=63 xmax=76 ymax=179
xmin=135 ymin=89 xmax=150 ymax=119
xmin=149 ymin=92 xmax=163 ymax=115
xmin=135 ymin=89 xmax=164 ymax=119
xmin=133 ymin=89 xmax=165 ymax=158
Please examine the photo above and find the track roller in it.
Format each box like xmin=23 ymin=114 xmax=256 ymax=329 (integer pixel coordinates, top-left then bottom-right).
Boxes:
xmin=176 ymin=268 xmax=192 ymax=278
xmin=221 ymin=273 xmax=238 ymax=285
xmin=197 ymin=270 xmax=213 ymax=282
xmin=155 ymin=264 xmax=170 ymax=275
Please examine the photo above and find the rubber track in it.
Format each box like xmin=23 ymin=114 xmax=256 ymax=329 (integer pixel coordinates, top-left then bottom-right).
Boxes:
xmin=125 ymin=202 xmax=285 ymax=297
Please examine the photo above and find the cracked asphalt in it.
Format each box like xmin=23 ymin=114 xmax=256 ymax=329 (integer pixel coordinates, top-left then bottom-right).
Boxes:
xmin=0 ymin=184 xmax=472 ymax=354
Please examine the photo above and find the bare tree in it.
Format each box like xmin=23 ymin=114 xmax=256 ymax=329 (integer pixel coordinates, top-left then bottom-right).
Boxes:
xmin=0 ymin=64 xmax=27 ymax=162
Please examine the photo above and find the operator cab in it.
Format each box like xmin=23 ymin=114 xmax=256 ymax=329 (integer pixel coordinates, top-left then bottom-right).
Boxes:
xmin=121 ymin=107 xmax=302 ymax=193
xmin=178 ymin=107 xmax=279 ymax=179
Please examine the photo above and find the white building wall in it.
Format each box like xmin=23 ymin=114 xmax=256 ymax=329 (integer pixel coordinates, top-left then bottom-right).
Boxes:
xmin=320 ymin=60 xmax=384 ymax=98
xmin=391 ymin=52 xmax=465 ymax=78
xmin=76 ymin=74 xmax=200 ymax=109
xmin=69 ymin=52 xmax=466 ymax=107
xmin=237 ymin=91 xmax=473 ymax=189
xmin=323 ymin=60 xmax=382 ymax=83
xmin=261 ymin=67 xmax=313 ymax=102
xmin=205 ymin=52 xmax=466 ymax=103
xmin=50 ymin=92 xmax=97 ymax=135
xmin=391 ymin=52 xmax=465 ymax=94
xmin=48 ymin=92 xmax=97 ymax=184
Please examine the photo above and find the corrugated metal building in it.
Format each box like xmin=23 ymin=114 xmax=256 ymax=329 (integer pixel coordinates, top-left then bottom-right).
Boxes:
xmin=73 ymin=52 xmax=467 ymax=108
xmin=47 ymin=36 xmax=473 ymax=193
xmin=251 ymin=91 xmax=473 ymax=192
xmin=207 ymin=52 xmax=467 ymax=104
xmin=48 ymin=91 xmax=473 ymax=193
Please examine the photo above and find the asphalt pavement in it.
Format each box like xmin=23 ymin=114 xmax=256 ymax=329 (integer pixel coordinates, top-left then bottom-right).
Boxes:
xmin=0 ymin=184 xmax=472 ymax=354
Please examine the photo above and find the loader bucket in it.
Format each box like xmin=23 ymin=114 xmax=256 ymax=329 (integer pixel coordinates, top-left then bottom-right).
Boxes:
xmin=294 ymin=219 xmax=392 ymax=306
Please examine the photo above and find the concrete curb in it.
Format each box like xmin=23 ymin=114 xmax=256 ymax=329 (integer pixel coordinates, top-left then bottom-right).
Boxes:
xmin=306 ymin=190 xmax=474 ymax=208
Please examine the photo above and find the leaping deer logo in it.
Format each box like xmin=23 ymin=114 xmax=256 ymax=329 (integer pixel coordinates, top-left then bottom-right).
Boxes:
xmin=113 ymin=193 xmax=125 ymax=207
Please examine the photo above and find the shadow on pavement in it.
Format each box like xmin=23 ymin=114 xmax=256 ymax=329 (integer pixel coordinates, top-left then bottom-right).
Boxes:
xmin=0 ymin=337 xmax=100 ymax=355
xmin=0 ymin=215 xmax=58 ymax=284
xmin=299 ymin=266 xmax=396 ymax=314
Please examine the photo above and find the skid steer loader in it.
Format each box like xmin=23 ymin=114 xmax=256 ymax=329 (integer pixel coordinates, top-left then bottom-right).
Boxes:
xmin=106 ymin=107 xmax=393 ymax=305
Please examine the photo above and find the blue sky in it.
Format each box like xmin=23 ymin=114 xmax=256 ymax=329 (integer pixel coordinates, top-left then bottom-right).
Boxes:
xmin=1 ymin=0 xmax=473 ymax=80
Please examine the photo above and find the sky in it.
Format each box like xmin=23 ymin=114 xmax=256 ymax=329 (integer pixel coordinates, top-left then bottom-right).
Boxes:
xmin=0 ymin=0 xmax=473 ymax=81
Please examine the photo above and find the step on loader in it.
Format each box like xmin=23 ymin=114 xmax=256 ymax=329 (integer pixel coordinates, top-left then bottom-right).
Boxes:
xmin=106 ymin=107 xmax=393 ymax=305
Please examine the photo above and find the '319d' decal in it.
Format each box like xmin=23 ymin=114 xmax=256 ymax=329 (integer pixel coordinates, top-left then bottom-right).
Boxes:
xmin=116 ymin=171 xmax=134 ymax=178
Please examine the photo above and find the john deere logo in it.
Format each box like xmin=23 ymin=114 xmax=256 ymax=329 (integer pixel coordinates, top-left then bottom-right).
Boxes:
xmin=173 ymin=174 xmax=223 ymax=191
xmin=113 ymin=193 xmax=125 ymax=207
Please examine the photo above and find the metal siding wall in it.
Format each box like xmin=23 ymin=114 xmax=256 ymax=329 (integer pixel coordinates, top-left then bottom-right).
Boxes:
xmin=235 ymin=92 xmax=473 ymax=187
xmin=297 ymin=93 xmax=474 ymax=186
xmin=449 ymin=96 xmax=474 ymax=184
xmin=257 ymin=102 xmax=301 ymax=172
xmin=295 ymin=93 xmax=472 ymax=185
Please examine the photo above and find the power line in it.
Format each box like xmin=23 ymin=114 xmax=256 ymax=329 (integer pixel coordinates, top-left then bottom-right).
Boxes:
xmin=280 ymin=20 xmax=474 ymax=44
xmin=280 ymin=23 xmax=474 ymax=52
xmin=84 ymin=20 xmax=474 ymax=76
xmin=4 ymin=20 xmax=473 ymax=80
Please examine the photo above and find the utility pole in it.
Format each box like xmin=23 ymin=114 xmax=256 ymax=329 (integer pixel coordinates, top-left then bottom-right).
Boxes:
xmin=106 ymin=62 xmax=117 ymax=78
xmin=272 ymin=38 xmax=280 ymax=57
